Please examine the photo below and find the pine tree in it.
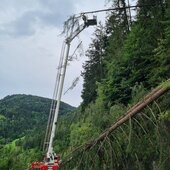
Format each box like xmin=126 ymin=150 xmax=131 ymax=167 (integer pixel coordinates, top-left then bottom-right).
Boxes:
xmin=99 ymin=0 xmax=167 ymax=106
xmin=81 ymin=24 xmax=107 ymax=108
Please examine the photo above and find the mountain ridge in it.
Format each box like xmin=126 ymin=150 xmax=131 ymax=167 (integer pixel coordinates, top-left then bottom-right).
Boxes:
xmin=0 ymin=94 xmax=75 ymax=146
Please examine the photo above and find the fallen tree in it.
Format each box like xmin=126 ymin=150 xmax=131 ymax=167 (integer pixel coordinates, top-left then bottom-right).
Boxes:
xmin=62 ymin=79 xmax=170 ymax=165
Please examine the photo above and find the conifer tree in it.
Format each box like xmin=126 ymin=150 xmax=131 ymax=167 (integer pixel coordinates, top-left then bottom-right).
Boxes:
xmin=81 ymin=24 xmax=107 ymax=108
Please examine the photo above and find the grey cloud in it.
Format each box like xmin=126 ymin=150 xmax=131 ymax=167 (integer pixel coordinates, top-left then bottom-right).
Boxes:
xmin=0 ymin=0 xmax=76 ymax=37
xmin=8 ymin=11 xmax=36 ymax=36
xmin=36 ymin=0 xmax=76 ymax=26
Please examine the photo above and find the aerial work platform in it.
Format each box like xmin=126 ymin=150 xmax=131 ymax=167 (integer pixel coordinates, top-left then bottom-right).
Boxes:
xmin=29 ymin=14 xmax=97 ymax=170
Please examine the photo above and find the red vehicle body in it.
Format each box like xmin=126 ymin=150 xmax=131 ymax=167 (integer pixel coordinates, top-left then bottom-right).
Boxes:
xmin=29 ymin=160 xmax=59 ymax=170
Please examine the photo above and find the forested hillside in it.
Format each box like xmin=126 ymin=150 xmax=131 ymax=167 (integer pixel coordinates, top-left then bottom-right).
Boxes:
xmin=0 ymin=94 xmax=75 ymax=169
xmin=1 ymin=0 xmax=170 ymax=169
xmin=56 ymin=0 xmax=170 ymax=169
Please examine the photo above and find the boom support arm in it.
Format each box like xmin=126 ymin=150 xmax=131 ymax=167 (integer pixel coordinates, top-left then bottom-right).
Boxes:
xmin=44 ymin=15 xmax=97 ymax=162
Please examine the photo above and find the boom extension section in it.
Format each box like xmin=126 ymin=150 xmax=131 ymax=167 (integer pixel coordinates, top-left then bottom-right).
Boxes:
xmin=29 ymin=15 xmax=97 ymax=170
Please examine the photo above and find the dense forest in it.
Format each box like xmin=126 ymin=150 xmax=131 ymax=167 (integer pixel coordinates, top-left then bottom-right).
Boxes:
xmin=0 ymin=94 xmax=75 ymax=169
xmin=0 ymin=0 xmax=170 ymax=169
xmin=59 ymin=0 xmax=170 ymax=169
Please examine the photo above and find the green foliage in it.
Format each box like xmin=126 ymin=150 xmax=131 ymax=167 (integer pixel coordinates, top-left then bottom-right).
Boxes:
xmin=0 ymin=94 xmax=75 ymax=144
xmin=70 ymin=122 xmax=94 ymax=146
xmin=1 ymin=0 xmax=170 ymax=169
xmin=0 ymin=94 xmax=75 ymax=169
xmin=159 ymin=111 xmax=170 ymax=121
xmin=60 ymin=0 xmax=170 ymax=169
xmin=81 ymin=24 xmax=108 ymax=108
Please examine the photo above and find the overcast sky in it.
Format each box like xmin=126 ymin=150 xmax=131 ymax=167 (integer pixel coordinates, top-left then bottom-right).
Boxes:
xmin=0 ymin=0 xmax=112 ymax=107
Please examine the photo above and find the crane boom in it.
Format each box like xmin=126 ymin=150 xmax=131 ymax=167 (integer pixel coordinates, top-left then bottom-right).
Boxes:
xmin=45 ymin=15 xmax=97 ymax=161
xmin=29 ymin=14 xmax=97 ymax=170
